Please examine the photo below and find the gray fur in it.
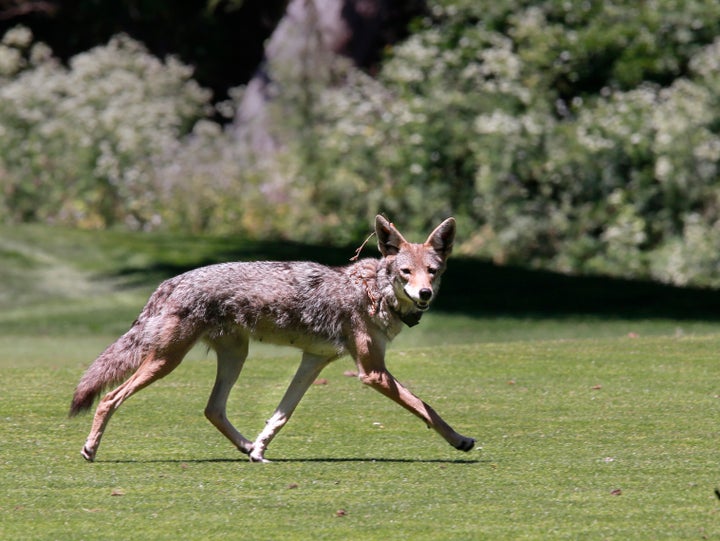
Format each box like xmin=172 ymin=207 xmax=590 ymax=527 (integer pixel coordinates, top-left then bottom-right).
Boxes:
xmin=70 ymin=216 xmax=475 ymax=462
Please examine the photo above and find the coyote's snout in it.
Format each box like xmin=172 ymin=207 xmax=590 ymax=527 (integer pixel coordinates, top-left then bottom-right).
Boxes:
xmin=70 ymin=215 xmax=475 ymax=463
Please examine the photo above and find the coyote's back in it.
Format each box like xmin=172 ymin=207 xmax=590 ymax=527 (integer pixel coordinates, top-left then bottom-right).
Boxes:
xmin=70 ymin=215 xmax=475 ymax=463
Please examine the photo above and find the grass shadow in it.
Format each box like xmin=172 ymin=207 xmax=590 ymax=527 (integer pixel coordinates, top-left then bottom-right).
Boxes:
xmin=270 ymin=457 xmax=483 ymax=464
xmin=99 ymin=456 xmax=483 ymax=465
xmin=107 ymin=239 xmax=356 ymax=289
xmin=108 ymin=239 xmax=720 ymax=321
xmin=434 ymin=256 xmax=720 ymax=320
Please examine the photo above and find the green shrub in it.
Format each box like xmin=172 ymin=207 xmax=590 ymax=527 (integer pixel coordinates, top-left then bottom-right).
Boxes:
xmin=309 ymin=0 xmax=720 ymax=286
xmin=5 ymin=1 xmax=720 ymax=288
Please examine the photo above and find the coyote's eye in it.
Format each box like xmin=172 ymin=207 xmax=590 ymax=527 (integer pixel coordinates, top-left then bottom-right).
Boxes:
xmin=428 ymin=267 xmax=438 ymax=275
xmin=400 ymin=267 xmax=412 ymax=276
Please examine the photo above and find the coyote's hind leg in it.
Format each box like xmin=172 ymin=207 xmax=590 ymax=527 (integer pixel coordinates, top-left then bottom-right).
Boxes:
xmin=81 ymin=348 xmax=187 ymax=462
xmin=204 ymin=336 xmax=254 ymax=455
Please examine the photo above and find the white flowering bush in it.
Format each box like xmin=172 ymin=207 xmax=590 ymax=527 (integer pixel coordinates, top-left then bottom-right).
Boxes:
xmin=0 ymin=29 xmax=210 ymax=228
xmin=150 ymin=119 xmax=247 ymax=234
xmin=5 ymin=0 xmax=720 ymax=287
xmin=307 ymin=0 xmax=720 ymax=286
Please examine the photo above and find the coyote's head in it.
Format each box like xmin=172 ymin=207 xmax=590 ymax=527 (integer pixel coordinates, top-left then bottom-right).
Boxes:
xmin=375 ymin=215 xmax=455 ymax=317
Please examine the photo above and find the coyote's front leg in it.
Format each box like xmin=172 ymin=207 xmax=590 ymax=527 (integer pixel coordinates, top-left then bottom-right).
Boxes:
xmin=249 ymin=352 xmax=333 ymax=463
xmin=352 ymin=337 xmax=475 ymax=452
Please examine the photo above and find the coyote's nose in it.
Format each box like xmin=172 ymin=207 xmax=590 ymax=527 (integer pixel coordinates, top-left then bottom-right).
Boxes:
xmin=419 ymin=288 xmax=433 ymax=301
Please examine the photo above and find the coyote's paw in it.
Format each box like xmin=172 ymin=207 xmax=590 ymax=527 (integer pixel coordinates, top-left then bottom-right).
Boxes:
xmin=249 ymin=453 xmax=271 ymax=464
xmin=453 ymin=437 xmax=476 ymax=452
xmin=80 ymin=445 xmax=96 ymax=462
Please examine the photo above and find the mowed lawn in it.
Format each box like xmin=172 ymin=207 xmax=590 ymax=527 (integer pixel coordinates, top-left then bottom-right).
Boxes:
xmin=2 ymin=332 xmax=719 ymax=539
xmin=1 ymin=225 xmax=719 ymax=539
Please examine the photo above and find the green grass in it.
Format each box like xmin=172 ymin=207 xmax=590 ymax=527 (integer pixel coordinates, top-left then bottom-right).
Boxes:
xmin=1 ymin=224 xmax=720 ymax=539
xmin=2 ymin=337 xmax=719 ymax=539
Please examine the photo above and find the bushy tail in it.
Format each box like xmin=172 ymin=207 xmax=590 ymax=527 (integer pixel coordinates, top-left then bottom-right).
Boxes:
xmin=68 ymin=324 xmax=146 ymax=416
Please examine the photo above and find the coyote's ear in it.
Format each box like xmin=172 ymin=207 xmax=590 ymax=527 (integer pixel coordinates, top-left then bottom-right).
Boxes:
xmin=425 ymin=217 xmax=456 ymax=259
xmin=375 ymin=215 xmax=408 ymax=256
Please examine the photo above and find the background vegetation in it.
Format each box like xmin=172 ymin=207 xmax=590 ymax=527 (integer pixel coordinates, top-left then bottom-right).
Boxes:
xmin=4 ymin=0 xmax=720 ymax=287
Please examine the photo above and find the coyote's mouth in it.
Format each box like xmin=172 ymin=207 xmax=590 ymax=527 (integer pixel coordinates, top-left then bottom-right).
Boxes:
xmin=399 ymin=286 xmax=432 ymax=312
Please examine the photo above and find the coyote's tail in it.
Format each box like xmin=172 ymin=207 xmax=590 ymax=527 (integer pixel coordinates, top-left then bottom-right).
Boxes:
xmin=68 ymin=323 xmax=146 ymax=417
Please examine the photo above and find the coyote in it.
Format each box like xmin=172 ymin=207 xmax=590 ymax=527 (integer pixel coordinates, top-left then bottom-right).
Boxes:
xmin=70 ymin=216 xmax=475 ymax=462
